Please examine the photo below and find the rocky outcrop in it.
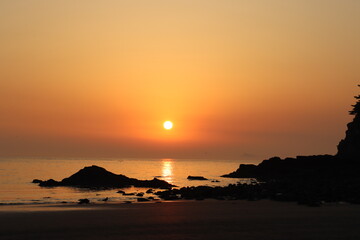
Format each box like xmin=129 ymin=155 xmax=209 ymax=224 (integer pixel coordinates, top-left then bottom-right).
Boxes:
xmin=33 ymin=165 xmax=174 ymax=189
xmin=222 ymin=155 xmax=336 ymax=179
xmin=221 ymin=164 xmax=257 ymax=178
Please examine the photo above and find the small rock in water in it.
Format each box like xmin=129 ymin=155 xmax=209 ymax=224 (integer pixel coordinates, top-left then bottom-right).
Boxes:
xmin=146 ymin=189 xmax=154 ymax=193
xmin=117 ymin=190 xmax=125 ymax=194
xmin=101 ymin=197 xmax=109 ymax=202
xmin=136 ymin=193 xmax=144 ymax=197
xmin=187 ymin=176 xmax=208 ymax=180
xmin=123 ymin=192 xmax=135 ymax=196
xmin=78 ymin=198 xmax=90 ymax=204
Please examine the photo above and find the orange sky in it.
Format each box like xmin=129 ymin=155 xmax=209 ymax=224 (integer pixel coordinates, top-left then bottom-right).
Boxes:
xmin=0 ymin=0 xmax=359 ymax=162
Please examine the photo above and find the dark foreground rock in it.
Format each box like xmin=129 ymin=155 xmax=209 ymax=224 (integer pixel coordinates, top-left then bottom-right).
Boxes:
xmin=33 ymin=165 xmax=175 ymax=189
xmin=187 ymin=176 xmax=208 ymax=180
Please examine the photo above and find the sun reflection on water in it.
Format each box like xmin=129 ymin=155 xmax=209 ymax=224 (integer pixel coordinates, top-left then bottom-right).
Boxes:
xmin=161 ymin=159 xmax=173 ymax=183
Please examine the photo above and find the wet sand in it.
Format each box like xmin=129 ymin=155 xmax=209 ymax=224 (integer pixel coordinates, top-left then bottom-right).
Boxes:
xmin=1 ymin=200 xmax=360 ymax=240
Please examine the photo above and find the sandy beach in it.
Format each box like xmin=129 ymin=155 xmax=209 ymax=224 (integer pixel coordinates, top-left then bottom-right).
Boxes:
xmin=1 ymin=200 xmax=360 ymax=240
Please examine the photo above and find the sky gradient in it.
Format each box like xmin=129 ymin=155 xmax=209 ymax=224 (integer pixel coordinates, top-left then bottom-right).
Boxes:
xmin=0 ymin=0 xmax=359 ymax=161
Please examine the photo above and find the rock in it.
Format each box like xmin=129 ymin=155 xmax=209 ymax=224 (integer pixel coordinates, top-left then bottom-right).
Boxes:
xmin=187 ymin=176 xmax=208 ymax=180
xmin=101 ymin=197 xmax=109 ymax=202
xmin=123 ymin=192 xmax=135 ymax=196
xmin=117 ymin=190 xmax=125 ymax=194
xmin=32 ymin=179 xmax=42 ymax=183
xmin=34 ymin=165 xmax=175 ymax=189
xmin=221 ymin=164 xmax=258 ymax=178
xmin=146 ymin=189 xmax=154 ymax=193
xmin=136 ymin=193 xmax=144 ymax=197
xmin=39 ymin=179 xmax=60 ymax=187
xmin=78 ymin=198 xmax=90 ymax=204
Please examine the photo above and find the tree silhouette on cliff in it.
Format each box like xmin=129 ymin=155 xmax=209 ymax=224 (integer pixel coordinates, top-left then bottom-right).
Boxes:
xmin=349 ymin=85 xmax=360 ymax=115
xmin=337 ymin=85 xmax=360 ymax=160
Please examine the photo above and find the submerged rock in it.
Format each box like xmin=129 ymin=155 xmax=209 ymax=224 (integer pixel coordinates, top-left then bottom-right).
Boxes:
xmin=33 ymin=165 xmax=175 ymax=189
xmin=78 ymin=198 xmax=90 ymax=204
xmin=187 ymin=176 xmax=208 ymax=180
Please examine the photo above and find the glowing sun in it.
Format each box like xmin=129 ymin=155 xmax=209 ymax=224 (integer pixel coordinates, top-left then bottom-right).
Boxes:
xmin=163 ymin=121 xmax=173 ymax=130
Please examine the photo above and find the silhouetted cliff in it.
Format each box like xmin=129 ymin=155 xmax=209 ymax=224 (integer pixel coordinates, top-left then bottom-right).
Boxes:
xmin=337 ymin=86 xmax=360 ymax=160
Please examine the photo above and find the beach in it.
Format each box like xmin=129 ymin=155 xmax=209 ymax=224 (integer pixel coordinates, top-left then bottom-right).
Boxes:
xmin=1 ymin=200 xmax=360 ymax=240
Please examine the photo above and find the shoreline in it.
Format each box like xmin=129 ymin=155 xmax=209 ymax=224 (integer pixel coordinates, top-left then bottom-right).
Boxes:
xmin=0 ymin=198 xmax=355 ymax=212
xmin=1 ymin=200 xmax=360 ymax=239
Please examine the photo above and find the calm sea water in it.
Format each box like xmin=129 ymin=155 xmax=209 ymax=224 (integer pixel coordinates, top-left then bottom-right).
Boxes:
xmin=0 ymin=158 xmax=248 ymax=205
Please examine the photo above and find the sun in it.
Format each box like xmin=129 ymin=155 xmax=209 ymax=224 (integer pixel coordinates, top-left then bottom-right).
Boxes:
xmin=163 ymin=121 xmax=173 ymax=130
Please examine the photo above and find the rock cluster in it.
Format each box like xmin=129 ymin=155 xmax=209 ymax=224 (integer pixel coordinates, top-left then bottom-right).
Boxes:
xmin=33 ymin=165 xmax=174 ymax=189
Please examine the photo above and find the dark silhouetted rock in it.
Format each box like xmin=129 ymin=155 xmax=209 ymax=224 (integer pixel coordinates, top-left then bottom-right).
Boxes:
xmin=101 ymin=197 xmax=109 ymax=202
xmin=146 ymin=189 xmax=154 ymax=193
xmin=32 ymin=179 xmax=42 ymax=184
xmin=221 ymin=164 xmax=258 ymax=178
xmin=33 ymin=165 xmax=175 ymax=189
xmin=39 ymin=179 xmax=60 ymax=187
xmin=117 ymin=190 xmax=125 ymax=194
xmin=187 ymin=176 xmax=208 ymax=180
xmin=136 ymin=193 xmax=144 ymax=197
xmin=123 ymin=192 xmax=135 ymax=196
xmin=78 ymin=198 xmax=90 ymax=204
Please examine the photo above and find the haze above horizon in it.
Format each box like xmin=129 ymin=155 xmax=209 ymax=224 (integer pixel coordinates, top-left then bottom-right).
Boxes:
xmin=0 ymin=0 xmax=359 ymax=160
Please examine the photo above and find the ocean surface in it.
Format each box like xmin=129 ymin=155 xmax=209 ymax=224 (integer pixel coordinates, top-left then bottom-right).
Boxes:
xmin=0 ymin=158 xmax=251 ymax=205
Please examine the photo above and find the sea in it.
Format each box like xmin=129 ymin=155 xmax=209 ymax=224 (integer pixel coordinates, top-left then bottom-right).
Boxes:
xmin=0 ymin=157 xmax=252 ymax=206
